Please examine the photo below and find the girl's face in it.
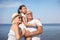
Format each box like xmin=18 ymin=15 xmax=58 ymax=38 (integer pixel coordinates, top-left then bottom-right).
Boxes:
xmin=14 ymin=16 xmax=22 ymax=24
xmin=20 ymin=7 xmax=27 ymax=14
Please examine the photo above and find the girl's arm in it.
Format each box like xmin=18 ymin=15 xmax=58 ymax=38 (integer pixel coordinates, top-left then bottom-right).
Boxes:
xmin=23 ymin=17 xmax=36 ymax=27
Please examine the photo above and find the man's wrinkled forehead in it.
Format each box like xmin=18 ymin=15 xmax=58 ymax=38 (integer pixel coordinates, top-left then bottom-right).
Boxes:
xmin=26 ymin=11 xmax=32 ymax=15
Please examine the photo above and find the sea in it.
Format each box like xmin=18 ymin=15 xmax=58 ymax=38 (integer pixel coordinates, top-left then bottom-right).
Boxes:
xmin=0 ymin=24 xmax=60 ymax=40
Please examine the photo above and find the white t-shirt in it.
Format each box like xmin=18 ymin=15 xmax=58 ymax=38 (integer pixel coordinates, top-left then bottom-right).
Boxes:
xmin=26 ymin=19 xmax=42 ymax=40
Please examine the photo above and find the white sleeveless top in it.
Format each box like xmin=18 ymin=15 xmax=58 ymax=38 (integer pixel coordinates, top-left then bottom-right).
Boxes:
xmin=8 ymin=30 xmax=16 ymax=40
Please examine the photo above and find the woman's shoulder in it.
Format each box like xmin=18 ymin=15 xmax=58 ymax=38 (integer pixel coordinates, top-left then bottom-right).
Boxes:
xmin=10 ymin=24 xmax=19 ymax=31
xmin=11 ymin=24 xmax=18 ymax=29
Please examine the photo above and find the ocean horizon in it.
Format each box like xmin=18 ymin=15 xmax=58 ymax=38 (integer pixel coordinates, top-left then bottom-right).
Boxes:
xmin=0 ymin=24 xmax=60 ymax=40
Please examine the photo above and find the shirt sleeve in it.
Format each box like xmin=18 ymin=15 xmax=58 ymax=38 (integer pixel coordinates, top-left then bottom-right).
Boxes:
xmin=35 ymin=19 xmax=42 ymax=26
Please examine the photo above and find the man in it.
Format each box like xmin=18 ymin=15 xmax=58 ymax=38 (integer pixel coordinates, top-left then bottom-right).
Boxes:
xmin=17 ymin=5 xmax=43 ymax=40
xmin=25 ymin=11 xmax=43 ymax=40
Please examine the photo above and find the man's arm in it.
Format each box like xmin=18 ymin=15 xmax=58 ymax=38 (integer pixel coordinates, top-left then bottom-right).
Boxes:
xmin=25 ymin=25 xmax=43 ymax=37
xmin=31 ymin=26 xmax=43 ymax=35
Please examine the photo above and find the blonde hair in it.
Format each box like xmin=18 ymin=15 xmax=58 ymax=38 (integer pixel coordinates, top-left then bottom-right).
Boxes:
xmin=11 ymin=13 xmax=22 ymax=24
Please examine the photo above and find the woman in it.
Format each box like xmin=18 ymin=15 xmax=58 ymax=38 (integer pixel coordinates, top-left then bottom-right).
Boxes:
xmin=8 ymin=13 xmax=23 ymax=40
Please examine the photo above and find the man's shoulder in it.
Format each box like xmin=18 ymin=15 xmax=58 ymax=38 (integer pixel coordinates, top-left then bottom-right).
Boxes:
xmin=33 ymin=19 xmax=42 ymax=26
xmin=28 ymin=19 xmax=40 ymax=23
xmin=28 ymin=19 xmax=39 ymax=23
xmin=32 ymin=19 xmax=40 ymax=22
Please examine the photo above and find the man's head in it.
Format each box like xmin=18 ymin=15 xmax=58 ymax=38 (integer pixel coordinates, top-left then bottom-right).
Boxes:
xmin=26 ymin=10 xmax=33 ymax=20
xmin=18 ymin=5 xmax=27 ymax=14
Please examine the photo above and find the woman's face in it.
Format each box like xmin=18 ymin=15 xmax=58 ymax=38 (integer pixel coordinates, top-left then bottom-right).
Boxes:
xmin=14 ymin=16 xmax=22 ymax=24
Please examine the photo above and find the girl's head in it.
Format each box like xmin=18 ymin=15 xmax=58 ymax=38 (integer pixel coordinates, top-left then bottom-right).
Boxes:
xmin=18 ymin=5 xmax=27 ymax=14
xmin=12 ymin=13 xmax=23 ymax=24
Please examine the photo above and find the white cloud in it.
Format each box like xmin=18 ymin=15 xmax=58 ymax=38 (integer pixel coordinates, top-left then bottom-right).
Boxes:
xmin=0 ymin=1 xmax=23 ymax=8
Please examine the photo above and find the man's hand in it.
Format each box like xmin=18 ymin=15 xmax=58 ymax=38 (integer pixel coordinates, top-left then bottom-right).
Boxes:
xmin=25 ymin=30 xmax=31 ymax=37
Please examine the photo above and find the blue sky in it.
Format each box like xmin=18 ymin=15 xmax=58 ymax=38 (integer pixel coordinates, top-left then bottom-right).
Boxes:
xmin=0 ymin=0 xmax=60 ymax=24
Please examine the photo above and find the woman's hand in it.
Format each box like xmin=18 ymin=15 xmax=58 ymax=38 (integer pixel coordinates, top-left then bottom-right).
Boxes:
xmin=21 ymin=28 xmax=26 ymax=37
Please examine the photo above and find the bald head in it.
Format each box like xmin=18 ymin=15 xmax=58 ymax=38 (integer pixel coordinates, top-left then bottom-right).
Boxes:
xmin=26 ymin=10 xmax=32 ymax=15
xmin=26 ymin=10 xmax=33 ymax=20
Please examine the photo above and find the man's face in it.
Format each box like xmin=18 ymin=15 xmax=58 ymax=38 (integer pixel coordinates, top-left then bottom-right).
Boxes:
xmin=20 ymin=7 xmax=27 ymax=14
xmin=26 ymin=11 xmax=33 ymax=19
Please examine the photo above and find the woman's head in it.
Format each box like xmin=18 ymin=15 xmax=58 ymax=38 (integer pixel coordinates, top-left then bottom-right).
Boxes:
xmin=12 ymin=13 xmax=23 ymax=24
xmin=18 ymin=5 xmax=27 ymax=14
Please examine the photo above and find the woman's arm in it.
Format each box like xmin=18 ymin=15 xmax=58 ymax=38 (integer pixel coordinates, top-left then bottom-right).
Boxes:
xmin=14 ymin=24 xmax=21 ymax=40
